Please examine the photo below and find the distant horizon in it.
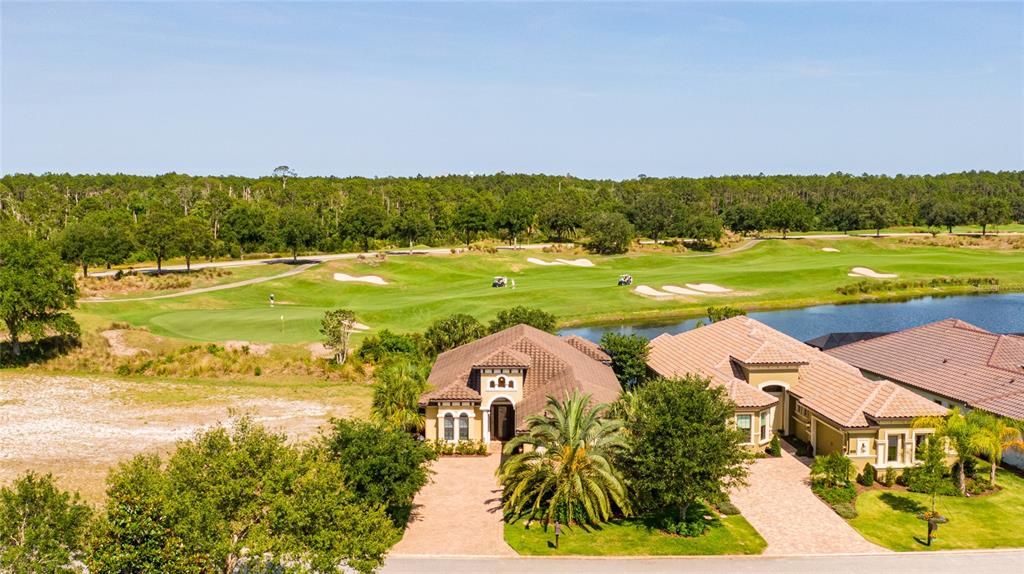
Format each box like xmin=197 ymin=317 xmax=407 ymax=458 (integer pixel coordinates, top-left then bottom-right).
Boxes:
xmin=3 ymin=2 xmax=1022 ymax=177
xmin=3 ymin=168 xmax=1021 ymax=180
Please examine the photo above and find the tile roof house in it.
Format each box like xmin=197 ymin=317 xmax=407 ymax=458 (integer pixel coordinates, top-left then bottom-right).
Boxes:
xmin=420 ymin=324 xmax=622 ymax=443
xmin=648 ymin=316 xmax=946 ymax=468
xmin=827 ymin=319 xmax=1024 ymax=421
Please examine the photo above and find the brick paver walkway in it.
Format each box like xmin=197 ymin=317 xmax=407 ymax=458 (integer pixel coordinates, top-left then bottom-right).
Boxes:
xmin=730 ymin=447 xmax=886 ymax=555
xmin=391 ymin=452 xmax=514 ymax=556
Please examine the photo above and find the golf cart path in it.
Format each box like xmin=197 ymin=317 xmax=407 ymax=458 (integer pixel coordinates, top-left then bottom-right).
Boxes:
xmin=80 ymin=263 xmax=318 ymax=303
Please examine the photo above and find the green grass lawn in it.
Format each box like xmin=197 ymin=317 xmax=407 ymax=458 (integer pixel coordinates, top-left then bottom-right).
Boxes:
xmin=849 ymin=468 xmax=1024 ymax=551
xmin=504 ymin=515 xmax=766 ymax=556
xmin=81 ymin=263 xmax=296 ymax=300
xmin=76 ymin=239 xmax=1024 ymax=343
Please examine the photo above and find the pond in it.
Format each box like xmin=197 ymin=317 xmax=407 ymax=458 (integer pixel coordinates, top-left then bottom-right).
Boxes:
xmin=559 ymin=293 xmax=1024 ymax=343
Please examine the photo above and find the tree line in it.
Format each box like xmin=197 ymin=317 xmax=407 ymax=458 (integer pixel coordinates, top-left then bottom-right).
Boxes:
xmin=1 ymin=170 xmax=1021 ymax=269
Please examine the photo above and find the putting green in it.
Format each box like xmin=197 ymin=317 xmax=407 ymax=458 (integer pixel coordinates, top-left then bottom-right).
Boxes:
xmin=79 ymin=239 xmax=1024 ymax=344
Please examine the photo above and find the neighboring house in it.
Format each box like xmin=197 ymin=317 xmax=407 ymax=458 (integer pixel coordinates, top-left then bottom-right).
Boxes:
xmin=805 ymin=331 xmax=890 ymax=351
xmin=647 ymin=316 xmax=947 ymax=470
xmin=420 ymin=324 xmax=621 ymax=443
xmin=827 ymin=318 xmax=1024 ymax=467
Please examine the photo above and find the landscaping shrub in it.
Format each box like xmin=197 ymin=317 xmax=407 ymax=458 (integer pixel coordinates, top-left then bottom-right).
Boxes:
xmin=832 ymin=502 xmax=859 ymax=520
xmin=896 ymin=467 xmax=911 ymax=487
xmin=660 ymin=517 xmax=708 ymax=537
xmin=858 ymin=463 xmax=876 ymax=486
xmin=811 ymin=452 xmax=854 ymax=489
xmin=428 ymin=440 xmax=488 ymax=457
xmin=882 ymin=468 xmax=896 ymax=487
xmin=716 ymin=500 xmax=741 ymax=516
xmin=835 ymin=276 xmax=998 ymax=296
xmin=813 ymin=483 xmax=857 ymax=506
xmin=768 ymin=434 xmax=782 ymax=457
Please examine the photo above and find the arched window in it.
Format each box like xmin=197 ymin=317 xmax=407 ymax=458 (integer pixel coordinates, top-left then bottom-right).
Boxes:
xmin=489 ymin=379 xmax=497 ymax=389
xmin=459 ymin=413 xmax=470 ymax=440
xmin=443 ymin=413 xmax=454 ymax=441
xmin=498 ymin=376 xmax=506 ymax=388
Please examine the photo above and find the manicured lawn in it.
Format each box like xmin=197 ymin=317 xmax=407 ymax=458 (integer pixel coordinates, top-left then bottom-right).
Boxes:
xmin=849 ymin=468 xmax=1024 ymax=551
xmin=504 ymin=515 xmax=766 ymax=556
xmin=77 ymin=239 xmax=1024 ymax=343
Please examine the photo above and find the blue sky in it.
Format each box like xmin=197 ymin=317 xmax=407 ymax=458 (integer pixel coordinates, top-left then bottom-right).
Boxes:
xmin=2 ymin=1 xmax=1021 ymax=178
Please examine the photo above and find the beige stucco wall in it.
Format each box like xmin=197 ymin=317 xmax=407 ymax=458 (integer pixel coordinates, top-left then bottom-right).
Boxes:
xmin=746 ymin=367 xmax=800 ymax=389
xmin=814 ymin=418 xmax=845 ymax=456
xmin=478 ymin=368 xmax=524 ymax=408
xmin=735 ymin=406 xmax=775 ymax=447
xmin=426 ymin=404 xmax=483 ymax=442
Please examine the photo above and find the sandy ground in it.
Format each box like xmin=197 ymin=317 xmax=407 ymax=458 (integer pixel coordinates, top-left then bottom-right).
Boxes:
xmin=0 ymin=374 xmax=347 ymax=500
xmin=224 ymin=340 xmax=273 ymax=356
xmin=333 ymin=272 xmax=388 ymax=285
xmin=100 ymin=329 xmax=148 ymax=357
xmin=848 ymin=266 xmax=898 ymax=279
xmin=822 ymin=247 xmax=841 ymax=252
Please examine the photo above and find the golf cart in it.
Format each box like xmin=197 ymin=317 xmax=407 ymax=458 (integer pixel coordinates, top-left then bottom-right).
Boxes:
xmin=492 ymin=276 xmax=508 ymax=288
xmin=618 ymin=274 xmax=633 ymax=286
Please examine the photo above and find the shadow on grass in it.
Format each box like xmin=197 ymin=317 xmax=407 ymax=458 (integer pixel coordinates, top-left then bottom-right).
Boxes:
xmin=879 ymin=492 xmax=927 ymax=514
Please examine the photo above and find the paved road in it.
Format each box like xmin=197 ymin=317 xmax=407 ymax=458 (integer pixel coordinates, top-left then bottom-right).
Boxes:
xmin=381 ymin=550 xmax=1024 ymax=574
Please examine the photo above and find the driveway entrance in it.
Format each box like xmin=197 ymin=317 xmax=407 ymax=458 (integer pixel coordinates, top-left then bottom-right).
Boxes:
xmin=390 ymin=450 xmax=514 ymax=557
xmin=729 ymin=445 xmax=885 ymax=555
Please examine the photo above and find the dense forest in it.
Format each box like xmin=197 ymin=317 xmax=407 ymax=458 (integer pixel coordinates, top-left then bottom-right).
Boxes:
xmin=1 ymin=170 xmax=1021 ymax=272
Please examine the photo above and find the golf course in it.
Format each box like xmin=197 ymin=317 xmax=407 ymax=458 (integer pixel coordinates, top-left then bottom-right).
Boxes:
xmin=76 ymin=238 xmax=1024 ymax=344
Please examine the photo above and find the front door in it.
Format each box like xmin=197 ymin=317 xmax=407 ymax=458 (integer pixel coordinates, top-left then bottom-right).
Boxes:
xmin=491 ymin=403 xmax=515 ymax=441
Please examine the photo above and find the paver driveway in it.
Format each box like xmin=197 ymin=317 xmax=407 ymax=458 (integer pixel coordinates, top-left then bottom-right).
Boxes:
xmin=729 ymin=447 xmax=885 ymax=555
xmin=391 ymin=452 xmax=514 ymax=556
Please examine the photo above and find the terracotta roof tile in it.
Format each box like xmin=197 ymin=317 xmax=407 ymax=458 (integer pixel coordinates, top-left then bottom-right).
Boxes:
xmin=474 ymin=348 xmax=532 ymax=368
xmin=828 ymin=319 xmax=1024 ymax=420
xmin=561 ymin=335 xmax=613 ymax=364
xmin=422 ymin=324 xmax=622 ymax=428
xmin=649 ymin=317 xmax=945 ymax=427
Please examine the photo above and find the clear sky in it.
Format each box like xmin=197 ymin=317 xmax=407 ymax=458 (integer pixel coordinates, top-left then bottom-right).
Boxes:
xmin=2 ymin=1 xmax=1022 ymax=179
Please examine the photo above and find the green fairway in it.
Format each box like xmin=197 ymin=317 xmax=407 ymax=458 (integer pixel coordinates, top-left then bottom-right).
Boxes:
xmin=504 ymin=515 xmax=766 ymax=556
xmin=848 ymin=468 xmax=1024 ymax=551
xmin=77 ymin=239 xmax=1024 ymax=343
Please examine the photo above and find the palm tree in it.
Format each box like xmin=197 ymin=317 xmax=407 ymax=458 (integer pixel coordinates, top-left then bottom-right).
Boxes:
xmin=371 ymin=359 xmax=430 ymax=433
xmin=968 ymin=411 xmax=1024 ymax=487
xmin=497 ymin=392 xmax=631 ymax=526
xmin=913 ymin=409 xmax=980 ymax=496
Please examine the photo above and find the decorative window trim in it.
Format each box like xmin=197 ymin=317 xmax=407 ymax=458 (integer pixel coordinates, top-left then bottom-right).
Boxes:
xmin=458 ymin=413 xmax=470 ymax=441
xmin=736 ymin=414 xmax=753 ymax=444
xmin=759 ymin=411 xmax=769 ymax=442
xmin=443 ymin=413 xmax=454 ymax=442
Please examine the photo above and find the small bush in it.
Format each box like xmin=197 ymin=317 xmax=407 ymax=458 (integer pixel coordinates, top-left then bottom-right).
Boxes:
xmin=882 ymin=468 xmax=896 ymax=487
xmin=253 ymin=365 xmax=262 ymax=376
xmin=896 ymin=467 xmax=911 ymax=487
xmin=813 ymin=483 xmax=857 ymax=506
xmin=660 ymin=516 xmax=709 ymax=537
xmin=858 ymin=463 xmax=876 ymax=486
xmin=832 ymin=502 xmax=859 ymax=519
xmin=768 ymin=434 xmax=782 ymax=457
xmin=716 ymin=500 xmax=741 ymax=516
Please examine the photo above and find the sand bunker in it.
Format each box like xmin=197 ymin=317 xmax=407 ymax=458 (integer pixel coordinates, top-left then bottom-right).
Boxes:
xmin=848 ymin=267 xmax=898 ymax=279
xmin=662 ymin=285 xmax=705 ymax=296
xmin=822 ymin=247 xmax=840 ymax=253
xmin=527 ymin=257 xmax=595 ymax=267
xmin=634 ymin=285 xmax=674 ymax=298
xmin=333 ymin=273 xmax=387 ymax=285
xmin=686 ymin=283 xmax=733 ymax=294
xmin=556 ymin=258 xmax=595 ymax=267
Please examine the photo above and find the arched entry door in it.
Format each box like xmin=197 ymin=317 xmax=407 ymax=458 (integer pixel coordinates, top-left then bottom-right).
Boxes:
xmin=490 ymin=398 xmax=516 ymax=442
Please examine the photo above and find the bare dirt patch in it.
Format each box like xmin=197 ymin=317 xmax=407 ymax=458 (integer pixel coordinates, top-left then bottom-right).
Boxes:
xmin=100 ymin=329 xmax=150 ymax=357
xmin=0 ymin=374 xmax=349 ymax=501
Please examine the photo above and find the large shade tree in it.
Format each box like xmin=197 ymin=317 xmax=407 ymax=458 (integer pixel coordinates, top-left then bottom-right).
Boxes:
xmin=623 ymin=376 xmax=752 ymax=520
xmin=498 ymin=393 xmax=631 ymax=526
xmin=0 ymin=230 xmax=78 ymax=357
xmin=0 ymin=472 xmax=92 ymax=574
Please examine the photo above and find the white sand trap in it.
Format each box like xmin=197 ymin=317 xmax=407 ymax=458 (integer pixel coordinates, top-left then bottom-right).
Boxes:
xmin=662 ymin=285 xmax=705 ymax=296
xmin=555 ymin=258 xmax=595 ymax=267
xmin=848 ymin=267 xmax=898 ymax=279
xmin=822 ymin=247 xmax=840 ymax=253
xmin=527 ymin=257 xmax=563 ymax=266
xmin=634 ymin=285 xmax=674 ymax=298
xmin=333 ymin=273 xmax=388 ymax=285
xmin=686 ymin=283 xmax=733 ymax=294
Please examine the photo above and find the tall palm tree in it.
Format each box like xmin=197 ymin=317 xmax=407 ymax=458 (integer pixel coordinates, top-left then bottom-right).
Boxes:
xmin=913 ymin=409 xmax=980 ymax=496
xmin=371 ymin=359 xmax=430 ymax=433
xmin=497 ymin=392 xmax=631 ymax=526
xmin=968 ymin=411 xmax=1024 ymax=486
